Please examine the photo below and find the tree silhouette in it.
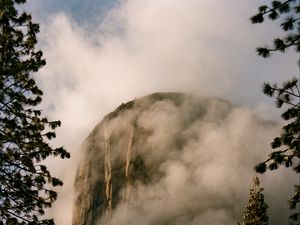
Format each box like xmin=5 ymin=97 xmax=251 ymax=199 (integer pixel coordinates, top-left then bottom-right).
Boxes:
xmin=0 ymin=0 xmax=70 ymax=224
xmin=251 ymin=0 xmax=300 ymax=222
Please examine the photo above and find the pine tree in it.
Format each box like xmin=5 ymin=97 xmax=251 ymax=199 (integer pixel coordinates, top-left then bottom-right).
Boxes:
xmin=0 ymin=0 xmax=70 ymax=224
xmin=241 ymin=176 xmax=269 ymax=225
xmin=251 ymin=0 xmax=300 ymax=222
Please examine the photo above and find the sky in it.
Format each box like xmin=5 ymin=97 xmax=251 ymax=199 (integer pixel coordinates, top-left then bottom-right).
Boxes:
xmin=21 ymin=0 xmax=299 ymax=224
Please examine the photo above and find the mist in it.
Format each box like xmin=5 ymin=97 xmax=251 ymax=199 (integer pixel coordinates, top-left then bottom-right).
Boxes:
xmin=23 ymin=0 xmax=300 ymax=224
xmin=73 ymin=93 xmax=296 ymax=225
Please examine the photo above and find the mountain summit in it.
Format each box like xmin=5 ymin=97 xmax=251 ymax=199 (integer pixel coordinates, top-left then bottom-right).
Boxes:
xmin=72 ymin=93 xmax=281 ymax=225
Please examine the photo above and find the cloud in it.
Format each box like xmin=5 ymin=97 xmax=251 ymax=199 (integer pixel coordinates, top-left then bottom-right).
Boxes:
xmin=73 ymin=94 xmax=295 ymax=225
xmin=27 ymin=0 xmax=299 ymax=224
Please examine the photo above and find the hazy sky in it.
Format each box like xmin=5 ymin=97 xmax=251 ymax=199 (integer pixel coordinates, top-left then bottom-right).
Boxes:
xmin=21 ymin=0 xmax=299 ymax=224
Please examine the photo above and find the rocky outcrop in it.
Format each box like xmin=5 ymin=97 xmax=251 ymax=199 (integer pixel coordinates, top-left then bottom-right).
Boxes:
xmin=72 ymin=92 xmax=277 ymax=225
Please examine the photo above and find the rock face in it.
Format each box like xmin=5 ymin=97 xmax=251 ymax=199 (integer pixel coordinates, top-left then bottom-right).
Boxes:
xmin=72 ymin=93 xmax=278 ymax=225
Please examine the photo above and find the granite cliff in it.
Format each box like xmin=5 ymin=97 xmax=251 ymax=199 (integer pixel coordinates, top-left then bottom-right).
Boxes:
xmin=72 ymin=93 xmax=285 ymax=225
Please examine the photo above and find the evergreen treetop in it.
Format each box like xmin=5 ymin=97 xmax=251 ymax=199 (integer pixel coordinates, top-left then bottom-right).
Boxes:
xmin=240 ymin=176 xmax=269 ymax=225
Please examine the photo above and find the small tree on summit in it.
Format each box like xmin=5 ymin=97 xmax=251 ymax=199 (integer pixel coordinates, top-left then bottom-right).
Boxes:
xmin=239 ymin=176 xmax=269 ymax=225
xmin=0 ymin=0 xmax=70 ymax=224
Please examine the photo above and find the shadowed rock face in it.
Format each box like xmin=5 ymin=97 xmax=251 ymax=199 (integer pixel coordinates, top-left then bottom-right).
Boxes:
xmin=72 ymin=93 xmax=280 ymax=225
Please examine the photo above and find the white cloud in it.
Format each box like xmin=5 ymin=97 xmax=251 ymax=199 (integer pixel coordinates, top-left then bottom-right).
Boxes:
xmin=28 ymin=0 xmax=299 ymax=224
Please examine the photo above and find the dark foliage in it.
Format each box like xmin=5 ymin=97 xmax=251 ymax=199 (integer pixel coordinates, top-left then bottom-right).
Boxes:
xmin=0 ymin=0 xmax=70 ymax=224
xmin=251 ymin=0 xmax=300 ymax=223
xmin=250 ymin=0 xmax=300 ymax=59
